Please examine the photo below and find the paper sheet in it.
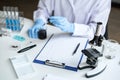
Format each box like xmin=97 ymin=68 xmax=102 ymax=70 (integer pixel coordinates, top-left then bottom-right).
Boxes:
xmin=10 ymin=54 xmax=35 ymax=78
xmin=35 ymin=33 xmax=88 ymax=68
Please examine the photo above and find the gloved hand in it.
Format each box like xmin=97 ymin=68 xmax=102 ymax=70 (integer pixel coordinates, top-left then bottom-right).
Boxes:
xmin=28 ymin=19 xmax=45 ymax=38
xmin=6 ymin=18 xmax=20 ymax=31
xmin=49 ymin=16 xmax=74 ymax=33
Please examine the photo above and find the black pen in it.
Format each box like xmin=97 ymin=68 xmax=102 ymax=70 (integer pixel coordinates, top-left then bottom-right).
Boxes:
xmin=72 ymin=43 xmax=80 ymax=55
xmin=17 ymin=44 xmax=36 ymax=53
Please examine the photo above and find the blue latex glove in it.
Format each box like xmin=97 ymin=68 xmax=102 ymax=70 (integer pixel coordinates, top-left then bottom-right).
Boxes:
xmin=6 ymin=18 xmax=20 ymax=31
xmin=28 ymin=19 xmax=45 ymax=38
xmin=49 ymin=16 xmax=74 ymax=33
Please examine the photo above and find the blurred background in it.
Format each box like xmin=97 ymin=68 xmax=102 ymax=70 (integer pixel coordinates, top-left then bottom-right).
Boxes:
xmin=0 ymin=0 xmax=120 ymax=43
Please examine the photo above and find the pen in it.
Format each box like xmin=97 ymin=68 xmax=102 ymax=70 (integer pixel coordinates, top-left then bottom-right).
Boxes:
xmin=17 ymin=44 xmax=36 ymax=53
xmin=72 ymin=43 xmax=80 ymax=55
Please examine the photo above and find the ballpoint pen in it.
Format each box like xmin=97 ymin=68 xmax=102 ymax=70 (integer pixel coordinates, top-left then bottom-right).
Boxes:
xmin=17 ymin=44 xmax=36 ymax=53
xmin=72 ymin=43 xmax=80 ymax=55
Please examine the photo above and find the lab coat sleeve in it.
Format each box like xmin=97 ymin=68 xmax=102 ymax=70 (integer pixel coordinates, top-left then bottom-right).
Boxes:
xmin=33 ymin=0 xmax=53 ymax=23
xmin=73 ymin=23 xmax=95 ymax=40
xmin=72 ymin=0 xmax=111 ymax=40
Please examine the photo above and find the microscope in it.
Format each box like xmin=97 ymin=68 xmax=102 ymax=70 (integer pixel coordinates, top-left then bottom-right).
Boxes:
xmin=89 ymin=22 xmax=103 ymax=47
xmin=79 ymin=22 xmax=107 ymax=78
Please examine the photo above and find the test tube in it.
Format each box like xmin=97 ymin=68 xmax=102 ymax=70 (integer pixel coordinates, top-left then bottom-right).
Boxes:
xmin=10 ymin=7 xmax=15 ymax=31
xmin=14 ymin=7 xmax=20 ymax=31
xmin=6 ymin=6 xmax=12 ymax=29
xmin=18 ymin=11 xmax=24 ymax=31
xmin=0 ymin=11 xmax=5 ymax=28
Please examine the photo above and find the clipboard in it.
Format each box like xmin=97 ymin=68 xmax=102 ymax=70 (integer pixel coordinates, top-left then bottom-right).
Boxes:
xmin=33 ymin=33 xmax=88 ymax=71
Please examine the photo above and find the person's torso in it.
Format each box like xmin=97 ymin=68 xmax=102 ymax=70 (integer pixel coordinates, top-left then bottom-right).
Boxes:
xmin=43 ymin=0 xmax=100 ymax=24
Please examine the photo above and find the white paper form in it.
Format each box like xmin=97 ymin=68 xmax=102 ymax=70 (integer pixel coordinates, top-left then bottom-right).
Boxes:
xmin=43 ymin=74 xmax=72 ymax=80
xmin=34 ymin=33 xmax=88 ymax=71
xmin=10 ymin=54 xmax=35 ymax=79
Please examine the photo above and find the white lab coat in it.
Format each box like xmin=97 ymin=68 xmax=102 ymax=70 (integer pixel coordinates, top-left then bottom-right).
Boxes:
xmin=33 ymin=0 xmax=111 ymax=40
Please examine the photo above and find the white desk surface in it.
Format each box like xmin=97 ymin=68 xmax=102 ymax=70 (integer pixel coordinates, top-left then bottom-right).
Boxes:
xmin=0 ymin=18 xmax=120 ymax=80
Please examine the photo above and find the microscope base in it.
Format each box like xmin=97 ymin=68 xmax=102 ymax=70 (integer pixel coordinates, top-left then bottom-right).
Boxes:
xmin=85 ymin=61 xmax=107 ymax=78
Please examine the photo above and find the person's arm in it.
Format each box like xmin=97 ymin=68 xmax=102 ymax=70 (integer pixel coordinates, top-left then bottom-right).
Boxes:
xmin=28 ymin=0 xmax=53 ymax=38
xmin=73 ymin=0 xmax=111 ymax=40
xmin=33 ymin=0 xmax=54 ymax=23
